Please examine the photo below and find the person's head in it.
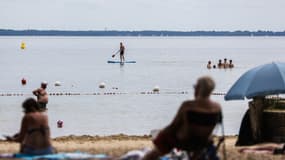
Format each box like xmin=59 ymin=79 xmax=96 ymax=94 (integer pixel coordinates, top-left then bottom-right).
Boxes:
xmin=22 ymin=98 xmax=40 ymax=113
xmin=229 ymin=60 xmax=232 ymax=64
xmin=224 ymin=58 xmax=227 ymax=62
xmin=218 ymin=59 xmax=222 ymax=63
xmin=41 ymin=81 xmax=48 ymax=89
xmin=194 ymin=76 xmax=215 ymax=98
xmin=208 ymin=61 xmax=211 ymax=64
xmin=120 ymin=42 xmax=123 ymax=46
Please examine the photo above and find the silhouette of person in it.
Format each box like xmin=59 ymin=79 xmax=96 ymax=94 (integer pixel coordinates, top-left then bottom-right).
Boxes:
xmin=119 ymin=42 xmax=125 ymax=63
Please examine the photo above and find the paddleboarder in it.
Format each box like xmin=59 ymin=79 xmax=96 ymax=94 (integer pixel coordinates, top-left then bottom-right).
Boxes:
xmin=119 ymin=42 xmax=125 ymax=63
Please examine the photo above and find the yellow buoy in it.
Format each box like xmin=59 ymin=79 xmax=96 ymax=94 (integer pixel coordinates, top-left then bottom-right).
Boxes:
xmin=20 ymin=42 xmax=26 ymax=49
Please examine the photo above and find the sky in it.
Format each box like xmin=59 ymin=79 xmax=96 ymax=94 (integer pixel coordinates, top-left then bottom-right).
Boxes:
xmin=1 ymin=0 xmax=285 ymax=31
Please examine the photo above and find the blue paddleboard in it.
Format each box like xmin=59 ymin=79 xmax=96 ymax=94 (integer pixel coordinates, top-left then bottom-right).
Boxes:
xmin=107 ymin=60 xmax=136 ymax=63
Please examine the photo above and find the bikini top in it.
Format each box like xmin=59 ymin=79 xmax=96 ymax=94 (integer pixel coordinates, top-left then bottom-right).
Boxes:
xmin=187 ymin=111 xmax=222 ymax=126
xmin=27 ymin=125 xmax=49 ymax=136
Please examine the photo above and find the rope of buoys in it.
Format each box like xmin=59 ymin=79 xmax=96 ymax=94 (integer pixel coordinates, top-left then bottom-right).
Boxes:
xmin=212 ymin=92 xmax=226 ymax=95
xmin=0 ymin=91 xmax=227 ymax=96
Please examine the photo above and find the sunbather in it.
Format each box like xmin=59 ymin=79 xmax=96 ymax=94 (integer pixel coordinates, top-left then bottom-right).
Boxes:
xmin=142 ymin=76 xmax=222 ymax=160
xmin=5 ymin=98 xmax=54 ymax=155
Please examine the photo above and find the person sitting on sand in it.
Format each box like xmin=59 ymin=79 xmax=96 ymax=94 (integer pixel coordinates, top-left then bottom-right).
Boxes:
xmin=5 ymin=98 xmax=54 ymax=155
xmin=207 ymin=61 xmax=212 ymax=69
xmin=33 ymin=82 xmax=48 ymax=111
xmin=142 ymin=76 xmax=222 ymax=160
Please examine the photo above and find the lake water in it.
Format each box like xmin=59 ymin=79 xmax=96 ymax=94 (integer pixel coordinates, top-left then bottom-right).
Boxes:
xmin=0 ymin=36 xmax=285 ymax=138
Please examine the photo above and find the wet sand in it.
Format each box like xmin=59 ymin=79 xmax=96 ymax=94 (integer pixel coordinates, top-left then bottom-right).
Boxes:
xmin=0 ymin=134 xmax=284 ymax=160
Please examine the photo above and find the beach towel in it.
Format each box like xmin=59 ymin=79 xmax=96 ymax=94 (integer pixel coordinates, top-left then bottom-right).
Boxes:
xmin=119 ymin=146 xmax=219 ymax=160
xmin=238 ymin=143 xmax=285 ymax=155
xmin=0 ymin=152 xmax=111 ymax=160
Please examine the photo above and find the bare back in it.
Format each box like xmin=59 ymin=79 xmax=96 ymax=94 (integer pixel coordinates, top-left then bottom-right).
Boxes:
xmin=174 ymin=99 xmax=221 ymax=144
xmin=20 ymin=112 xmax=52 ymax=149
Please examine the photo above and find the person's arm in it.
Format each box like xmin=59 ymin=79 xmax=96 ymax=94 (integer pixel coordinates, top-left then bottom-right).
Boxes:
xmin=12 ymin=115 xmax=29 ymax=142
xmin=164 ymin=101 xmax=187 ymax=132
xmin=33 ymin=88 xmax=40 ymax=96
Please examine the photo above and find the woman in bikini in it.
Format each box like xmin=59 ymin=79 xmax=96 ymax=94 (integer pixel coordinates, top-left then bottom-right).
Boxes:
xmin=6 ymin=98 xmax=54 ymax=155
xmin=33 ymin=82 xmax=48 ymax=111
xmin=142 ymin=76 xmax=222 ymax=160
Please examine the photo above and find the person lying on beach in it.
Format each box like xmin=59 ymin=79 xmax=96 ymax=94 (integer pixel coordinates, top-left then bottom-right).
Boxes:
xmin=142 ymin=76 xmax=222 ymax=160
xmin=5 ymin=98 xmax=55 ymax=155
xmin=33 ymin=82 xmax=48 ymax=111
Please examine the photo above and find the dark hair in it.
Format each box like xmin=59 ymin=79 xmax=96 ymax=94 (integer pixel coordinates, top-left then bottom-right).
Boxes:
xmin=22 ymin=98 xmax=40 ymax=113
xmin=41 ymin=83 xmax=47 ymax=89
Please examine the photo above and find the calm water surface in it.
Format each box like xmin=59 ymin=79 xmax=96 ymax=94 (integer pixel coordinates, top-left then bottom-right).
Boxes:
xmin=0 ymin=36 xmax=285 ymax=138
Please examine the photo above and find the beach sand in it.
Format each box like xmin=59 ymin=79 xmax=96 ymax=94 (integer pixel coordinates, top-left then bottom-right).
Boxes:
xmin=0 ymin=134 xmax=284 ymax=160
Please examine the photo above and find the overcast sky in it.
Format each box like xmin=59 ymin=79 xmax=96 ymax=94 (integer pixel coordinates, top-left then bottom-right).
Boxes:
xmin=1 ymin=0 xmax=285 ymax=31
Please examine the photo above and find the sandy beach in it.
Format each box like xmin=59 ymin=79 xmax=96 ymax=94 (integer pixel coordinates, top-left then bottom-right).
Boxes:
xmin=0 ymin=134 xmax=284 ymax=160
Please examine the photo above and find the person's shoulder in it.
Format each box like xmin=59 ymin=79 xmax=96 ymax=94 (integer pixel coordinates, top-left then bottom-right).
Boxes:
xmin=210 ymin=100 xmax=222 ymax=112
xmin=179 ymin=100 xmax=195 ymax=110
xmin=23 ymin=113 xmax=34 ymax=122
xmin=181 ymin=100 xmax=195 ymax=106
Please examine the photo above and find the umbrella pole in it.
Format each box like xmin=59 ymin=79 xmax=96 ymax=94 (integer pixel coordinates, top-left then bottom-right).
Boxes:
xmin=221 ymin=120 xmax=227 ymax=160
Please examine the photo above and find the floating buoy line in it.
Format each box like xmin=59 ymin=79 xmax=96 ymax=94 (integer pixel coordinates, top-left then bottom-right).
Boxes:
xmin=0 ymin=91 xmax=226 ymax=97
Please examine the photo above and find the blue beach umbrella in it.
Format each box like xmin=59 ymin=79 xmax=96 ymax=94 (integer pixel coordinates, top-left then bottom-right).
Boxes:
xmin=225 ymin=62 xmax=285 ymax=100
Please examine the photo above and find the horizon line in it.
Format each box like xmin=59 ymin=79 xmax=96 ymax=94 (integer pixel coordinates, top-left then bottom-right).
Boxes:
xmin=1 ymin=29 xmax=285 ymax=32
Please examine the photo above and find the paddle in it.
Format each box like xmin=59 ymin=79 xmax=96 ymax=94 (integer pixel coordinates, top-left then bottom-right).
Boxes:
xmin=112 ymin=50 xmax=119 ymax=58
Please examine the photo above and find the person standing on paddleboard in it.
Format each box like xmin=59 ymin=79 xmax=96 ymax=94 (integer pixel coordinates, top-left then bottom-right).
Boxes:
xmin=119 ymin=42 xmax=125 ymax=63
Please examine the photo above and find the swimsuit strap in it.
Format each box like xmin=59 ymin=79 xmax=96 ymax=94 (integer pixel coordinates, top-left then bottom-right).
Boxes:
xmin=27 ymin=125 xmax=49 ymax=136
xmin=187 ymin=111 xmax=222 ymax=126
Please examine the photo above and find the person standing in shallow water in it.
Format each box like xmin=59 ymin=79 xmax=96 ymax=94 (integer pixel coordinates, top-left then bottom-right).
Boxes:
xmin=217 ymin=59 xmax=223 ymax=69
xmin=33 ymin=82 xmax=48 ymax=111
xmin=207 ymin=61 xmax=212 ymax=69
xmin=229 ymin=60 xmax=234 ymax=68
xmin=119 ymin=42 xmax=125 ymax=63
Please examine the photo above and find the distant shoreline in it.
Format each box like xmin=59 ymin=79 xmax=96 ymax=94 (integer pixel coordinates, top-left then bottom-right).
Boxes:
xmin=1 ymin=29 xmax=285 ymax=36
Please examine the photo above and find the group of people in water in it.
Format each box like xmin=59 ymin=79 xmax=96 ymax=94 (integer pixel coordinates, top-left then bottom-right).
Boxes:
xmin=5 ymin=76 xmax=223 ymax=159
xmin=207 ymin=58 xmax=234 ymax=69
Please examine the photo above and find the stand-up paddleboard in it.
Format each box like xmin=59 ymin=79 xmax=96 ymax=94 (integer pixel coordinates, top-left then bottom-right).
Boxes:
xmin=107 ymin=60 xmax=136 ymax=64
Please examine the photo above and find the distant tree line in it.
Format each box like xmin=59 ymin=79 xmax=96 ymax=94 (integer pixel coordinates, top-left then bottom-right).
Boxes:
xmin=0 ymin=29 xmax=285 ymax=36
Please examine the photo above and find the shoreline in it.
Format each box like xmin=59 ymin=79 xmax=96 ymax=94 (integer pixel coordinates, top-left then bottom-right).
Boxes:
xmin=1 ymin=134 xmax=284 ymax=159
